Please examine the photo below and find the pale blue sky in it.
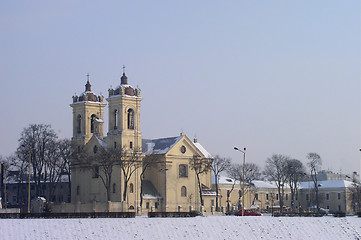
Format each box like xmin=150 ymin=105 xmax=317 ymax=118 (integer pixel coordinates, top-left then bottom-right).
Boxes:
xmin=0 ymin=1 xmax=360 ymax=174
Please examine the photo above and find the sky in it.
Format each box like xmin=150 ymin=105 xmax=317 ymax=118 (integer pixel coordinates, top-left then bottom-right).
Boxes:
xmin=0 ymin=1 xmax=360 ymax=175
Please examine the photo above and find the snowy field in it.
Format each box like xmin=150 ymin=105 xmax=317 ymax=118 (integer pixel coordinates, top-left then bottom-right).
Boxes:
xmin=1 ymin=216 xmax=360 ymax=240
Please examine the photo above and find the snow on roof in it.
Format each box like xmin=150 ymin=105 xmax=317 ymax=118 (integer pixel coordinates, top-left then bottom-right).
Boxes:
xmin=299 ymin=180 xmax=355 ymax=189
xmin=95 ymin=135 xmax=107 ymax=149
xmin=142 ymin=136 xmax=182 ymax=155
xmin=252 ymin=180 xmax=278 ymax=189
xmin=212 ymin=175 xmax=240 ymax=185
xmin=193 ymin=142 xmax=212 ymax=158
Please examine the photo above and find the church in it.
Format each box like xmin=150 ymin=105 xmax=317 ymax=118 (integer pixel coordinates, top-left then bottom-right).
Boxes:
xmin=68 ymin=71 xmax=216 ymax=214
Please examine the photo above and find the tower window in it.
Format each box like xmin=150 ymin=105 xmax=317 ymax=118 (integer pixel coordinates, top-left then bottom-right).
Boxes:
xmin=127 ymin=109 xmax=134 ymax=129
xmin=77 ymin=115 xmax=82 ymax=133
xmin=113 ymin=183 xmax=116 ymax=193
xmin=93 ymin=145 xmax=98 ymax=154
xmin=129 ymin=183 xmax=134 ymax=193
xmin=181 ymin=186 xmax=187 ymax=197
xmin=114 ymin=141 xmax=117 ymax=149
xmin=90 ymin=114 xmax=97 ymax=133
xmin=130 ymin=141 xmax=133 ymax=149
xmin=114 ymin=109 xmax=118 ymax=129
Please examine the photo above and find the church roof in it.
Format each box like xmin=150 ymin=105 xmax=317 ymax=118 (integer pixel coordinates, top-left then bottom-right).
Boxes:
xmin=142 ymin=180 xmax=162 ymax=199
xmin=142 ymin=136 xmax=182 ymax=155
xmin=193 ymin=142 xmax=212 ymax=158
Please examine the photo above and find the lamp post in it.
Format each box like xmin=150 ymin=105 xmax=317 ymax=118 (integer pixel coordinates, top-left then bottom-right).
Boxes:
xmin=234 ymin=146 xmax=246 ymax=216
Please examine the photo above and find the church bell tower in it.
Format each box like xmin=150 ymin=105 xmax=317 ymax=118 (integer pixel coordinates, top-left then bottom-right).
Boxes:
xmin=70 ymin=74 xmax=106 ymax=147
xmin=107 ymin=69 xmax=142 ymax=151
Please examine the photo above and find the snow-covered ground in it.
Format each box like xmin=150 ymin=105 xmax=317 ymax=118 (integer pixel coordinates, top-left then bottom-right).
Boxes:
xmin=1 ymin=216 xmax=360 ymax=240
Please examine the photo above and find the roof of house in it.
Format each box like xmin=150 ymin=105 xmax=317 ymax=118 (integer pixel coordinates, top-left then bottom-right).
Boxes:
xmin=299 ymin=180 xmax=355 ymax=189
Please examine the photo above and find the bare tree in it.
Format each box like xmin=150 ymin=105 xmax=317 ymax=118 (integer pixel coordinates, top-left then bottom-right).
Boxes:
xmin=227 ymin=163 xmax=261 ymax=210
xmin=349 ymin=183 xmax=361 ymax=214
xmin=285 ymin=158 xmax=305 ymax=211
xmin=92 ymin=147 xmax=122 ymax=202
xmin=58 ymin=139 xmax=72 ymax=202
xmin=211 ymin=155 xmax=231 ymax=211
xmin=264 ymin=154 xmax=288 ymax=213
xmin=6 ymin=154 xmax=28 ymax=208
xmin=17 ymin=124 xmax=58 ymax=198
xmin=307 ymin=152 xmax=322 ymax=213
xmin=189 ymin=155 xmax=212 ymax=207
xmin=120 ymin=148 xmax=143 ymax=202
xmin=227 ymin=164 xmax=241 ymax=211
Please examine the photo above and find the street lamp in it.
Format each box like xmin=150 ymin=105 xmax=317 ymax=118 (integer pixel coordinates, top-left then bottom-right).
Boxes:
xmin=234 ymin=146 xmax=246 ymax=216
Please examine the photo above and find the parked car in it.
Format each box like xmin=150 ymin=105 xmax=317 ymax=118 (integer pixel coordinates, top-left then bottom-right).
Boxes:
xmin=225 ymin=210 xmax=239 ymax=216
xmin=236 ymin=209 xmax=262 ymax=216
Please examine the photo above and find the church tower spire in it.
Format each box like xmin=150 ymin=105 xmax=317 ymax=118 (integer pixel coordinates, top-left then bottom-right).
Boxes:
xmin=70 ymin=74 xmax=106 ymax=146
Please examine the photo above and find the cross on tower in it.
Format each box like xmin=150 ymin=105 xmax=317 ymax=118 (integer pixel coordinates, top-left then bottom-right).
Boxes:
xmin=86 ymin=73 xmax=90 ymax=81
xmin=122 ymin=65 xmax=126 ymax=74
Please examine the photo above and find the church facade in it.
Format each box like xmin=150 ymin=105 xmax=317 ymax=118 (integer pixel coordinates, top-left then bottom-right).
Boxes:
xmin=68 ymin=72 xmax=215 ymax=214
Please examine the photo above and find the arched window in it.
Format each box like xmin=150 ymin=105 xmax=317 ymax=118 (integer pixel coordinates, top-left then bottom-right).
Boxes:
xmin=113 ymin=183 xmax=116 ymax=193
xmin=127 ymin=109 xmax=134 ymax=129
xmin=90 ymin=114 xmax=97 ymax=133
xmin=179 ymin=164 xmax=188 ymax=178
xmin=114 ymin=109 xmax=118 ymax=129
xmin=129 ymin=183 xmax=134 ymax=193
xmin=77 ymin=115 xmax=82 ymax=133
xmin=93 ymin=145 xmax=98 ymax=154
xmin=181 ymin=186 xmax=187 ymax=197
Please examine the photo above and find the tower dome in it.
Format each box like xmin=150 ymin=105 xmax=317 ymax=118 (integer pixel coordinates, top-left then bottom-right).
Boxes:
xmin=72 ymin=74 xmax=104 ymax=103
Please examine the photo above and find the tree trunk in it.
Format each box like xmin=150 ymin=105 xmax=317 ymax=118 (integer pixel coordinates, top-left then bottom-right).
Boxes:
xmin=123 ymin=180 xmax=128 ymax=202
xmin=196 ymin=173 xmax=203 ymax=207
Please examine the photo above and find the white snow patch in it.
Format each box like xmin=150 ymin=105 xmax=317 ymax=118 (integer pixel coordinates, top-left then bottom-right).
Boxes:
xmin=1 ymin=216 xmax=360 ymax=240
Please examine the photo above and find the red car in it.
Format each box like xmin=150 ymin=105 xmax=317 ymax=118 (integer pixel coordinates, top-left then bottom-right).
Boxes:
xmin=236 ymin=209 xmax=262 ymax=216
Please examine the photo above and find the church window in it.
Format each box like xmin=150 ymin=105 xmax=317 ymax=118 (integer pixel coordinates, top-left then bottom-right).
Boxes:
xmin=129 ymin=183 xmax=134 ymax=193
xmin=113 ymin=183 xmax=116 ymax=193
xmin=93 ymin=145 xmax=98 ymax=154
xmin=266 ymin=193 xmax=269 ymax=200
xmin=130 ymin=141 xmax=133 ymax=149
xmin=179 ymin=164 xmax=188 ymax=178
xmin=77 ymin=115 xmax=82 ymax=133
xmin=92 ymin=166 xmax=99 ymax=178
xmin=146 ymin=202 xmax=150 ymax=209
xmin=180 ymin=145 xmax=186 ymax=154
xmin=114 ymin=141 xmax=117 ymax=149
xmin=90 ymin=114 xmax=97 ymax=133
xmin=255 ymin=193 xmax=259 ymax=200
xmin=181 ymin=186 xmax=187 ymax=197
xmin=127 ymin=109 xmax=134 ymax=129
xmin=114 ymin=109 xmax=118 ymax=129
